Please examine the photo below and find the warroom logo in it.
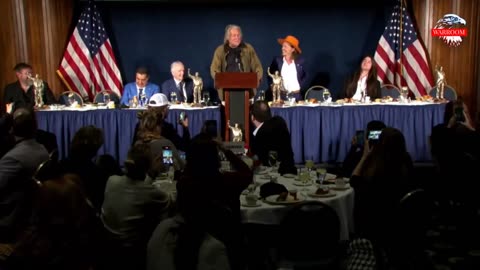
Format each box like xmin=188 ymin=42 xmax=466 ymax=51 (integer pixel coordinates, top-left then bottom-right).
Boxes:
xmin=431 ymin=14 xmax=467 ymax=47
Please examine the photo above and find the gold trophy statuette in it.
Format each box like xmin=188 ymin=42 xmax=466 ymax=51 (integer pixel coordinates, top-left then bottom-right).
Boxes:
xmin=188 ymin=68 xmax=203 ymax=106
xmin=29 ymin=74 xmax=44 ymax=108
xmin=434 ymin=65 xmax=446 ymax=100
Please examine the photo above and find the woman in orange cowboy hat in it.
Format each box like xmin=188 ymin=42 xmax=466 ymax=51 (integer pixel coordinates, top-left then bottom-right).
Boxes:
xmin=266 ymin=35 xmax=307 ymax=102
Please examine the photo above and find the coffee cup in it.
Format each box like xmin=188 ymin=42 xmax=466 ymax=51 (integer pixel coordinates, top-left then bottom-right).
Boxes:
xmin=245 ymin=193 xmax=258 ymax=206
xmin=288 ymin=189 xmax=298 ymax=200
xmin=336 ymin=178 xmax=347 ymax=188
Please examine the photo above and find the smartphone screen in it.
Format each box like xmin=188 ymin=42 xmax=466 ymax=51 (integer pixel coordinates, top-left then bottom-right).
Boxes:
xmin=356 ymin=130 xmax=365 ymax=146
xmin=368 ymin=130 xmax=382 ymax=141
xmin=162 ymin=146 xmax=173 ymax=165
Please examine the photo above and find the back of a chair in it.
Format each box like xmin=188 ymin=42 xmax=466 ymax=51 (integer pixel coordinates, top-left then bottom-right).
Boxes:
xmin=429 ymin=85 xmax=457 ymax=101
xmin=380 ymin=84 xmax=401 ymax=99
xmin=280 ymin=201 xmax=340 ymax=261
xmin=33 ymin=159 xmax=63 ymax=184
xmin=59 ymin=91 xmax=84 ymax=106
xmin=304 ymin=85 xmax=329 ymax=101
xmin=395 ymin=189 xmax=434 ymax=246
xmin=94 ymin=90 xmax=120 ymax=104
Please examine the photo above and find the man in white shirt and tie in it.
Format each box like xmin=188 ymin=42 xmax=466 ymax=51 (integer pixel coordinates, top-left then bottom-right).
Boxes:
xmin=161 ymin=61 xmax=194 ymax=103
xmin=120 ymin=66 xmax=160 ymax=107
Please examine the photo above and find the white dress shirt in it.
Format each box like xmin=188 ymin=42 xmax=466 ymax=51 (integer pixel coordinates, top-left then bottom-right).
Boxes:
xmin=253 ymin=122 xmax=264 ymax=136
xmin=281 ymin=58 xmax=300 ymax=92
xmin=352 ymin=76 xmax=367 ymax=100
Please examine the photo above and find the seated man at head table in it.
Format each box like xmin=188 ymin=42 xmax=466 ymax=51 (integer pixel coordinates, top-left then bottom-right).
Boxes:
xmin=120 ymin=66 xmax=160 ymax=107
xmin=132 ymin=93 xmax=190 ymax=152
xmin=3 ymin=62 xmax=56 ymax=112
xmin=161 ymin=61 xmax=194 ymax=103
xmin=249 ymin=100 xmax=297 ymax=175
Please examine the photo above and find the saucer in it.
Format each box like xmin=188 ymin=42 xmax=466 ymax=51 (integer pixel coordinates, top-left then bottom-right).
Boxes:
xmin=308 ymin=190 xmax=336 ymax=198
xmin=283 ymin=173 xmax=296 ymax=178
xmin=331 ymin=184 xmax=350 ymax=191
xmin=241 ymin=201 xmax=262 ymax=207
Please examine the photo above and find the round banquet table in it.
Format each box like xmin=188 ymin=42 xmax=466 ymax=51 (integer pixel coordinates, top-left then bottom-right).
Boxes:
xmin=241 ymin=173 xmax=354 ymax=240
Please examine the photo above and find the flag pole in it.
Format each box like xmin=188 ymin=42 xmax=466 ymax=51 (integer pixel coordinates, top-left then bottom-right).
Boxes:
xmin=399 ymin=0 xmax=404 ymax=87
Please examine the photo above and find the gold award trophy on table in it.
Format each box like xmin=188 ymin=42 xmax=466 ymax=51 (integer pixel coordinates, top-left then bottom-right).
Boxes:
xmin=188 ymin=68 xmax=203 ymax=106
xmin=29 ymin=74 xmax=44 ymax=108
xmin=434 ymin=65 xmax=446 ymax=100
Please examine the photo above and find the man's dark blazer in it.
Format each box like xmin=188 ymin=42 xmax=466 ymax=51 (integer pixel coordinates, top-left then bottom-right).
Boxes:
xmin=251 ymin=116 xmax=297 ymax=175
xmin=161 ymin=78 xmax=194 ymax=103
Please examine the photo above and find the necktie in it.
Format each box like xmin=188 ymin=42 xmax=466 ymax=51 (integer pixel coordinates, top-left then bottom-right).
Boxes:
xmin=178 ymin=82 xmax=185 ymax=102
xmin=138 ymin=88 xmax=144 ymax=99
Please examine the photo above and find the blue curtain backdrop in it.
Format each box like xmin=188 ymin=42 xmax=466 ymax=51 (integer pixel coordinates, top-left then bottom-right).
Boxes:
xmin=86 ymin=0 xmax=398 ymax=99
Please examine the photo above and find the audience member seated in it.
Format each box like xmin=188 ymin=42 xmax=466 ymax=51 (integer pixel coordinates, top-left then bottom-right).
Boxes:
xmin=60 ymin=125 xmax=108 ymax=213
xmin=132 ymin=93 xmax=191 ymax=152
xmin=0 ymin=107 xmax=49 ymax=243
xmin=341 ymin=55 xmax=381 ymax=101
xmin=5 ymin=174 xmax=98 ymax=270
xmin=135 ymin=109 xmax=185 ymax=171
xmin=342 ymin=120 xmax=386 ymax=177
xmin=249 ymin=100 xmax=297 ymax=175
xmin=101 ymin=143 xmax=172 ymax=270
xmin=176 ymin=133 xmax=253 ymax=270
xmin=120 ymin=66 xmax=160 ymax=107
xmin=430 ymin=100 xmax=480 ymax=237
xmin=0 ymin=113 xmax=14 ymax=158
xmin=350 ymin=127 xmax=415 ymax=266
xmin=35 ymin=129 xmax=58 ymax=155
xmin=96 ymin=154 xmax=124 ymax=177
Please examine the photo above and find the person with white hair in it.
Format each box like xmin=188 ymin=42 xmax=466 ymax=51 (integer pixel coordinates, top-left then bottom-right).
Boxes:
xmin=210 ymin=24 xmax=263 ymax=100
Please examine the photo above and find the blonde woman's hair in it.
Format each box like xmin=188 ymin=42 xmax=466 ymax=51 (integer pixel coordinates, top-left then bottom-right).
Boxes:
xmin=224 ymin=24 xmax=242 ymax=43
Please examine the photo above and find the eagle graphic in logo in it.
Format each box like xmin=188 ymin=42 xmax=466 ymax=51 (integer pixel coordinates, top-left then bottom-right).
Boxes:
xmin=433 ymin=14 xmax=467 ymax=47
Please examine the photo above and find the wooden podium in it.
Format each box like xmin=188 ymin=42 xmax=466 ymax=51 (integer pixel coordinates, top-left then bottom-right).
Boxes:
xmin=215 ymin=72 xmax=257 ymax=146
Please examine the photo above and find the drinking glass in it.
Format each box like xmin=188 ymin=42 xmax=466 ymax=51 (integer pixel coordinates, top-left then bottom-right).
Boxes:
xmin=305 ymin=159 xmax=314 ymax=171
xmin=140 ymin=93 xmax=147 ymax=107
xmin=68 ymin=94 xmax=75 ymax=106
xmin=258 ymin=90 xmax=265 ymax=101
xmin=299 ymin=168 xmax=311 ymax=192
xmin=316 ymin=168 xmax=327 ymax=185
xmin=268 ymin=151 xmax=278 ymax=168
xmin=170 ymin=92 xmax=177 ymax=104
xmin=203 ymin=92 xmax=210 ymax=104
xmin=322 ymin=90 xmax=331 ymax=103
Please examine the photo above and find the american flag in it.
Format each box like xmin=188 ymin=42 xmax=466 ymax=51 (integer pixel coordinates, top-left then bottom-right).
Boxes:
xmin=374 ymin=1 xmax=434 ymax=97
xmin=57 ymin=1 xmax=123 ymax=100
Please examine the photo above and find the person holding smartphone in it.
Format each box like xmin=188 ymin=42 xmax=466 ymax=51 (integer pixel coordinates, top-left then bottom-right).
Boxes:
xmin=341 ymin=120 xmax=386 ymax=177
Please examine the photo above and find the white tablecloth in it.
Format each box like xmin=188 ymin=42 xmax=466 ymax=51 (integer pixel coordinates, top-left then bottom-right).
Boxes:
xmin=241 ymin=174 xmax=355 ymax=240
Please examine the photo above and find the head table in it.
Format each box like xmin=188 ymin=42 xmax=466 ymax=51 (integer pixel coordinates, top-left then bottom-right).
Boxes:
xmin=270 ymin=102 xmax=445 ymax=163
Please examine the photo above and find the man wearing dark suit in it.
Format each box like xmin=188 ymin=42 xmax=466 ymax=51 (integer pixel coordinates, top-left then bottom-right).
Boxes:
xmin=0 ymin=108 xmax=49 ymax=241
xmin=3 ymin=63 xmax=56 ymax=112
xmin=250 ymin=100 xmax=296 ymax=175
xmin=120 ymin=66 xmax=160 ymax=107
xmin=161 ymin=61 xmax=194 ymax=103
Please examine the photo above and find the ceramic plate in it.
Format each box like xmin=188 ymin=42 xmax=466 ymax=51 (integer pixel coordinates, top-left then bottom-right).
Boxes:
xmin=241 ymin=201 xmax=262 ymax=207
xmin=264 ymin=194 xmax=303 ymax=205
xmin=308 ymin=190 xmax=337 ymax=198
xmin=331 ymin=185 xmax=351 ymax=191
